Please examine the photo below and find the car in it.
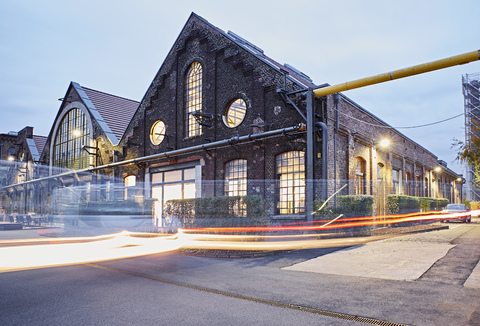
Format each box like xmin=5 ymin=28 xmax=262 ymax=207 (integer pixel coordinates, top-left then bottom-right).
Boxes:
xmin=442 ymin=204 xmax=471 ymax=223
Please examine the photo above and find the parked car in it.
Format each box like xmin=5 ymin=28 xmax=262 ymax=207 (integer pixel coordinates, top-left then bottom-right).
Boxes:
xmin=442 ymin=204 xmax=471 ymax=223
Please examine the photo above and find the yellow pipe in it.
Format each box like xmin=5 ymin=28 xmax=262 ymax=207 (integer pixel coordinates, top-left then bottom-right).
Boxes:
xmin=313 ymin=50 xmax=480 ymax=98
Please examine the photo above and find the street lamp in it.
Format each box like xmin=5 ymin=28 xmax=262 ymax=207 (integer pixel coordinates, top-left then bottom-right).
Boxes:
xmin=434 ymin=166 xmax=442 ymax=173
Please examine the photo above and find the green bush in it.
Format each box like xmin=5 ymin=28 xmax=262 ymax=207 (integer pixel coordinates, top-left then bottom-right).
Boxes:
xmin=163 ymin=196 xmax=267 ymax=229
xmin=313 ymin=195 xmax=374 ymax=237
xmin=387 ymin=195 xmax=449 ymax=214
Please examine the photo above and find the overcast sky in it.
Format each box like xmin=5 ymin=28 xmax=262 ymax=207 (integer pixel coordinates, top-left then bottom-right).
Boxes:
xmin=1 ymin=0 xmax=479 ymax=174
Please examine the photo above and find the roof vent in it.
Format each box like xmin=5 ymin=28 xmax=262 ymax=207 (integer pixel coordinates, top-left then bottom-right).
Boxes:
xmin=284 ymin=63 xmax=313 ymax=83
xmin=227 ymin=30 xmax=264 ymax=54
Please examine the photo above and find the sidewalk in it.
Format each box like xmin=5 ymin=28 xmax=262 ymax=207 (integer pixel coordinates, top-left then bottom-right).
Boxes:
xmin=284 ymin=222 xmax=480 ymax=288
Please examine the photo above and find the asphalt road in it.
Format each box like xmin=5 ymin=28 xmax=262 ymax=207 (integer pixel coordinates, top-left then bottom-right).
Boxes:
xmin=1 ymin=223 xmax=480 ymax=326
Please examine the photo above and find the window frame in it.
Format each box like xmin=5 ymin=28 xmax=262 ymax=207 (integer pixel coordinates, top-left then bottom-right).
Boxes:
xmin=223 ymin=98 xmax=247 ymax=128
xmin=185 ymin=62 xmax=203 ymax=138
xmin=276 ymin=151 xmax=305 ymax=215
xmin=355 ymin=157 xmax=366 ymax=195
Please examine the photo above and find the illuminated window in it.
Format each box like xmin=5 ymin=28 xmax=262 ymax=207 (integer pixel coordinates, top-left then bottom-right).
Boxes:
xmin=276 ymin=151 xmax=305 ymax=215
xmin=355 ymin=157 xmax=366 ymax=195
xmin=124 ymin=175 xmax=136 ymax=200
xmin=224 ymin=99 xmax=246 ymax=128
xmin=225 ymin=159 xmax=247 ymax=197
xmin=225 ymin=159 xmax=247 ymax=216
xmin=53 ymin=108 xmax=91 ymax=170
xmin=185 ymin=62 xmax=203 ymax=137
xmin=150 ymin=120 xmax=166 ymax=145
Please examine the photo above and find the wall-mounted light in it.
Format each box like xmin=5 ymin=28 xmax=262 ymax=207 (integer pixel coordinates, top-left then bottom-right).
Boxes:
xmin=7 ymin=156 xmax=14 ymax=161
xmin=379 ymin=139 xmax=390 ymax=148
xmin=434 ymin=166 xmax=442 ymax=173
xmin=73 ymin=130 xmax=81 ymax=137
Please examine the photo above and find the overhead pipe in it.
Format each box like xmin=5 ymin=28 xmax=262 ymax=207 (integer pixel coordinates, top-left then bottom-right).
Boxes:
xmin=313 ymin=50 xmax=480 ymax=98
xmin=2 ymin=124 xmax=307 ymax=189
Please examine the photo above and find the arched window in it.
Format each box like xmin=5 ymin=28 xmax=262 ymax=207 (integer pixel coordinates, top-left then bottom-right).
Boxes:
xmin=185 ymin=62 xmax=203 ymax=138
xmin=53 ymin=108 xmax=91 ymax=170
xmin=124 ymin=175 xmax=136 ymax=200
xmin=276 ymin=151 xmax=305 ymax=215
xmin=355 ymin=157 xmax=366 ymax=195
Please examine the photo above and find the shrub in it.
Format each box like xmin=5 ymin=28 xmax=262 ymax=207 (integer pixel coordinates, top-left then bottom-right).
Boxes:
xmin=387 ymin=195 xmax=448 ymax=214
xmin=313 ymin=195 xmax=374 ymax=237
xmin=163 ymin=196 xmax=267 ymax=230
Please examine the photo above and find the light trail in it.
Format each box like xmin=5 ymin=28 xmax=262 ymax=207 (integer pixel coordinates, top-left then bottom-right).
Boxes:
xmin=0 ymin=210 xmax=469 ymax=273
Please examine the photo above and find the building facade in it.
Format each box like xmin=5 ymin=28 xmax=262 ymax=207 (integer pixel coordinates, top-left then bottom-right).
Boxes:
xmin=0 ymin=13 xmax=463 ymax=226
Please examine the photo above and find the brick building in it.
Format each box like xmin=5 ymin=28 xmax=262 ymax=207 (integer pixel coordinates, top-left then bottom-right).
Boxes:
xmin=0 ymin=13 xmax=463 ymax=225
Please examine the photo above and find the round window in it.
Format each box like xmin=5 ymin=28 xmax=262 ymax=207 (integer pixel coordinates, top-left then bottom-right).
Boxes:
xmin=150 ymin=120 xmax=166 ymax=145
xmin=224 ymin=99 xmax=246 ymax=128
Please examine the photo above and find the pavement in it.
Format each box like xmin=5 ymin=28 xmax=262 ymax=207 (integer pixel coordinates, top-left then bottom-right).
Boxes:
xmin=284 ymin=221 xmax=480 ymax=288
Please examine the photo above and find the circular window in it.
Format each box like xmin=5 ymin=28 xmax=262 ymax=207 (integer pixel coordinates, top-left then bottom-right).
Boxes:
xmin=150 ymin=120 xmax=166 ymax=145
xmin=224 ymin=99 xmax=246 ymax=128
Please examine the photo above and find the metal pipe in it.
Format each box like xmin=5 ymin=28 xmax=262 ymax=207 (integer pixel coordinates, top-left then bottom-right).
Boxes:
xmin=306 ymin=89 xmax=315 ymax=221
xmin=333 ymin=93 xmax=340 ymax=206
xmin=315 ymin=121 xmax=328 ymax=202
xmin=2 ymin=124 xmax=306 ymax=189
xmin=313 ymin=50 xmax=480 ymax=98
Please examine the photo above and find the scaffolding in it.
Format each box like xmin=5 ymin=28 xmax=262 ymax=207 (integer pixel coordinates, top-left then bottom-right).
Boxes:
xmin=462 ymin=72 xmax=480 ymax=201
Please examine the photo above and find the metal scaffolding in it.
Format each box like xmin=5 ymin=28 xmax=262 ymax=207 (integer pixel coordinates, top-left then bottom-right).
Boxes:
xmin=462 ymin=72 xmax=480 ymax=201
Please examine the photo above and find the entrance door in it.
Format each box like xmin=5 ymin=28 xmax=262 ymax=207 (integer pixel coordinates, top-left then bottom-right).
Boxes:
xmin=151 ymin=167 xmax=197 ymax=228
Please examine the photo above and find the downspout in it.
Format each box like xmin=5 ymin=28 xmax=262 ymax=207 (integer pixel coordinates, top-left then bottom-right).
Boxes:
xmin=315 ymin=121 xmax=328 ymax=202
xmin=333 ymin=93 xmax=340 ymax=207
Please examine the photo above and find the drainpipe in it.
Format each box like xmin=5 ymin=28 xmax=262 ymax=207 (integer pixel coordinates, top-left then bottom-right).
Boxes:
xmin=306 ymin=89 xmax=315 ymax=222
xmin=333 ymin=93 xmax=340 ymax=206
xmin=315 ymin=121 xmax=328 ymax=202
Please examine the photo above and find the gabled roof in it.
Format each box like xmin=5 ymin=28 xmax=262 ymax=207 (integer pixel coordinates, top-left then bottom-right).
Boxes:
xmin=81 ymin=86 xmax=139 ymax=142
xmin=31 ymin=135 xmax=47 ymax=161
xmin=192 ymin=13 xmax=318 ymax=89
xmin=70 ymin=82 xmax=139 ymax=145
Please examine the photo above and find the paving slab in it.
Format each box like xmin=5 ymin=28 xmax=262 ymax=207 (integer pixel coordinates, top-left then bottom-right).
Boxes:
xmin=283 ymin=225 xmax=476 ymax=282
xmin=283 ymin=240 xmax=454 ymax=281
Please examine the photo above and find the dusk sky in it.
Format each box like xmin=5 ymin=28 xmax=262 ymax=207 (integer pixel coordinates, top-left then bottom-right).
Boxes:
xmin=1 ymin=0 xmax=479 ymax=174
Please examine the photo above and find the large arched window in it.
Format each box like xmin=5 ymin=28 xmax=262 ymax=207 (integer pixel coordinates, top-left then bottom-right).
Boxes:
xmin=53 ymin=108 xmax=91 ymax=170
xmin=185 ymin=62 xmax=203 ymax=138
xmin=276 ymin=151 xmax=305 ymax=215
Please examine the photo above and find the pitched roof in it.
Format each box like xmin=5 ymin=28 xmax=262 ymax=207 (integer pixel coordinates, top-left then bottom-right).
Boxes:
xmin=81 ymin=86 xmax=139 ymax=142
xmin=32 ymin=135 xmax=47 ymax=157
xmin=192 ymin=13 xmax=318 ymax=89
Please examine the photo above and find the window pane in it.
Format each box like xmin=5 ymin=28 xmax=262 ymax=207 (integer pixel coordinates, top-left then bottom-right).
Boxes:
xmin=183 ymin=168 xmax=196 ymax=180
xmin=225 ymin=99 xmax=246 ymax=128
xmin=164 ymin=170 xmax=182 ymax=182
xmin=186 ymin=62 xmax=202 ymax=137
xmin=276 ymin=151 xmax=305 ymax=214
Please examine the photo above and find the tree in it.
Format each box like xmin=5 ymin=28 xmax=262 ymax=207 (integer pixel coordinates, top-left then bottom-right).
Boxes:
xmin=454 ymin=120 xmax=480 ymax=184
